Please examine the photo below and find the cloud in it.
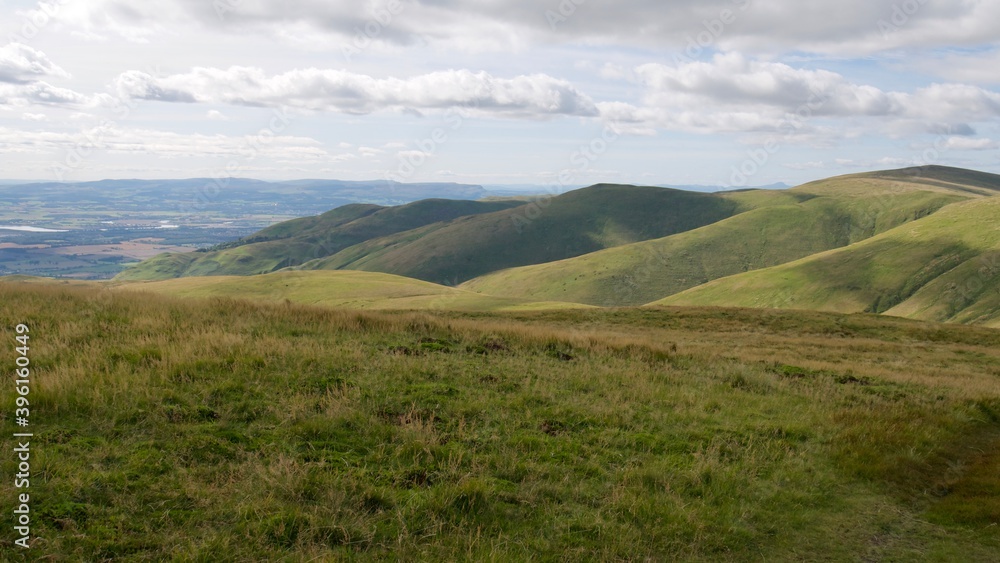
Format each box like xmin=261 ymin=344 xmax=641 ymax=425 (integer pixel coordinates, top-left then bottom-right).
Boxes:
xmin=0 ymin=43 xmax=71 ymax=84
xmin=596 ymin=53 xmax=1000 ymax=137
xmin=0 ymin=125 xmax=331 ymax=161
xmin=942 ymin=137 xmax=998 ymax=151
xmin=29 ymin=0 xmax=1000 ymax=56
xmin=0 ymin=81 xmax=102 ymax=109
xmin=111 ymin=66 xmax=598 ymax=119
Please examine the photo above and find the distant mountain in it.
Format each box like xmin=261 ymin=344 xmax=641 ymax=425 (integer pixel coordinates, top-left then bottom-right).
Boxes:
xmin=115 ymin=199 xmax=525 ymax=281
xmin=115 ymin=165 xmax=1000 ymax=328
xmin=0 ymin=178 xmax=491 ymax=216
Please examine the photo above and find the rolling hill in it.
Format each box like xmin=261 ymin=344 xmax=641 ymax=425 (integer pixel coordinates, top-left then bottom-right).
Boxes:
xmin=653 ymin=195 xmax=1000 ymax=327
xmin=462 ymin=166 xmax=994 ymax=306
xmin=116 ymin=199 xmax=526 ymax=281
xmin=299 ymin=184 xmax=743 ymax=285
xmin=117 ymin=270 xmax=592 ymax=312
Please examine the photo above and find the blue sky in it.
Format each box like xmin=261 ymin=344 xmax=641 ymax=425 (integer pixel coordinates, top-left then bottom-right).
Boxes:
xmin=0 ymin=0 xmax=998 ymax=188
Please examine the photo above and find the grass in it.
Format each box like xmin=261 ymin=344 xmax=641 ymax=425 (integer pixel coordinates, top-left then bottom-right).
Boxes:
xmin=115 ymin=199 xmax=526 ymax=282
xmin=1 ymin=282 xmax=999 ymax=560
xmin=462 ymin=184 xmax=965 ymax=307
xmin=301 ymin=184 xmax=742 ymax=286
xmin=655 ymin=197 xmax=1000 ymax=327
xmin=115 ymin=270 xmax=592 ymax=312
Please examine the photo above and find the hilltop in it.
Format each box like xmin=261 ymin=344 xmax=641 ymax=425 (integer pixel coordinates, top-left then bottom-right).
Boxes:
xmin=299 ymin=185 xmax=742 ymax=285
xmin=119 ymin=184 xmax=744 ymax=285
xmin=462 ymin=166 xmax=994 ymax=307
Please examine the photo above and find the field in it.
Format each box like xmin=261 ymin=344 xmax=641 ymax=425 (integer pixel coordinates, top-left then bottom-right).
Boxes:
xmin=117 ymin=270 xmax=592 ymax=312
xmin=1 ymin=282 xmax=998 ymax=560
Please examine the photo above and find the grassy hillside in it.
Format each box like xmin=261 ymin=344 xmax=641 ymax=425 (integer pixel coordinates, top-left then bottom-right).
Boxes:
xmin=303 ymin=185 xmax=743 ymax=285
xmin=1 ymin=283 xmax=999 ymax=559
xmin=115 ymin=199 xmax=526 ymax=281
xmin=118 ymin=270 xmax=591 ymax=312
xmin=462 ymin=168 xmax=979 ymax=306
xmin=654 ymin=196 xmax=1000 ymax=327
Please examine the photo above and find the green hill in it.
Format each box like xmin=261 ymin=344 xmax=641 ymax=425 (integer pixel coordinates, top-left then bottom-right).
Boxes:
xmin=2 ymin=282 xmax=999 ymax=559
xmin=653 ymin=195 xmax=1000 ymax=327
xmin=115 ymin=199 xmax=526 ymax=281
xmin=301 ymin=185 xmax=743 ymax=285
xmin=462 ymin=167 xmax=990 ymax=306
xmin=117 ymin=270 xmax=591 ymax=312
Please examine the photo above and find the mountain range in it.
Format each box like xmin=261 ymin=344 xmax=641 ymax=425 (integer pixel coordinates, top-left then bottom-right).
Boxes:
xmin=114 ymin=165 xmax=1000 ymax=327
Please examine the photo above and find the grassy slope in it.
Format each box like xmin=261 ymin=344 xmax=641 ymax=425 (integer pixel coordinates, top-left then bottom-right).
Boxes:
xmin=303 ymin=185 xmax=742 ymax=285
xmin=115 ymin=199 xmax=526 ymax=281
xmin=117 ymin=271 xmax=591 ymax=312
xmin=654 ymin=196 xmax=1000 ymax=327
xmin=461 ymin=171 xmax=972 ymax=306
xmin=1 ymin=284 xmax=999 ymax=560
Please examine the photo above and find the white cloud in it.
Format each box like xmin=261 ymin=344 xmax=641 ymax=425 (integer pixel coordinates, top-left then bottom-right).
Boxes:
xmin=596 ymin=53 xmax=1000 ymax=138
xmin=206 ymin=109 xmax=227 ymax=120
xmin=111 ymin=66 xmax=598 ymax=119
xmin=28 ymin=0 xmax=1000 ymax=56
xmin=783 ymin=161 xmax=826 ymax=171
xmin=942 ymin=137 xmax=998 ymax=151
xmin=21 ymin=112 xmax=46 ymax=121
xmin=0 ymin=81 xmax=102 ymax=109
xmin=0 ymin=43 xmax=70 ymax=84
xmin=0 ymin=125 xmax=331 ymax=161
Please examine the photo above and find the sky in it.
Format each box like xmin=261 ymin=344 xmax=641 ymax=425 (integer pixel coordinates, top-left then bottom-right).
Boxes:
xmin=0 ymin=0 xmax=998 ymax=189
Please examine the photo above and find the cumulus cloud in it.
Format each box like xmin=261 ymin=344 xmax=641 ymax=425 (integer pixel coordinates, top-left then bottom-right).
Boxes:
xmin=942 ymin=137 xmax=998 ymax=151
xmin=597 ymin=53 xmax=1000 ymax=137
xmin=111 ymin=67 xmax=598 ymax=119
xmin=0 ymin=81 xmax=105 ymax=109
xmin=0 ymin=43 xmax=71 ymax=84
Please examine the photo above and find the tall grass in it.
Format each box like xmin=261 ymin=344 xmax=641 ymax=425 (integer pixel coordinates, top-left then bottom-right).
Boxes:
xmin=0 ymin=283 xmax=998 ymax=560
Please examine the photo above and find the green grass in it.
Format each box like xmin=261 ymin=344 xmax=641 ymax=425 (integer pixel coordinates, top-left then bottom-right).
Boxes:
xmin=115 ymin=199 xmax=527 ymax=281
xmin=301 ymin=184 xmax=743 ymax=285
xmin=1 ymin=283 xmax=999 ymax=560
xmin=462 ymin=183 xmax=966 ymax=307
xmin=116 ymin=270 xmax=592 ymax=312
xmin=654 ymin=196 xmax=1000 ymax=327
